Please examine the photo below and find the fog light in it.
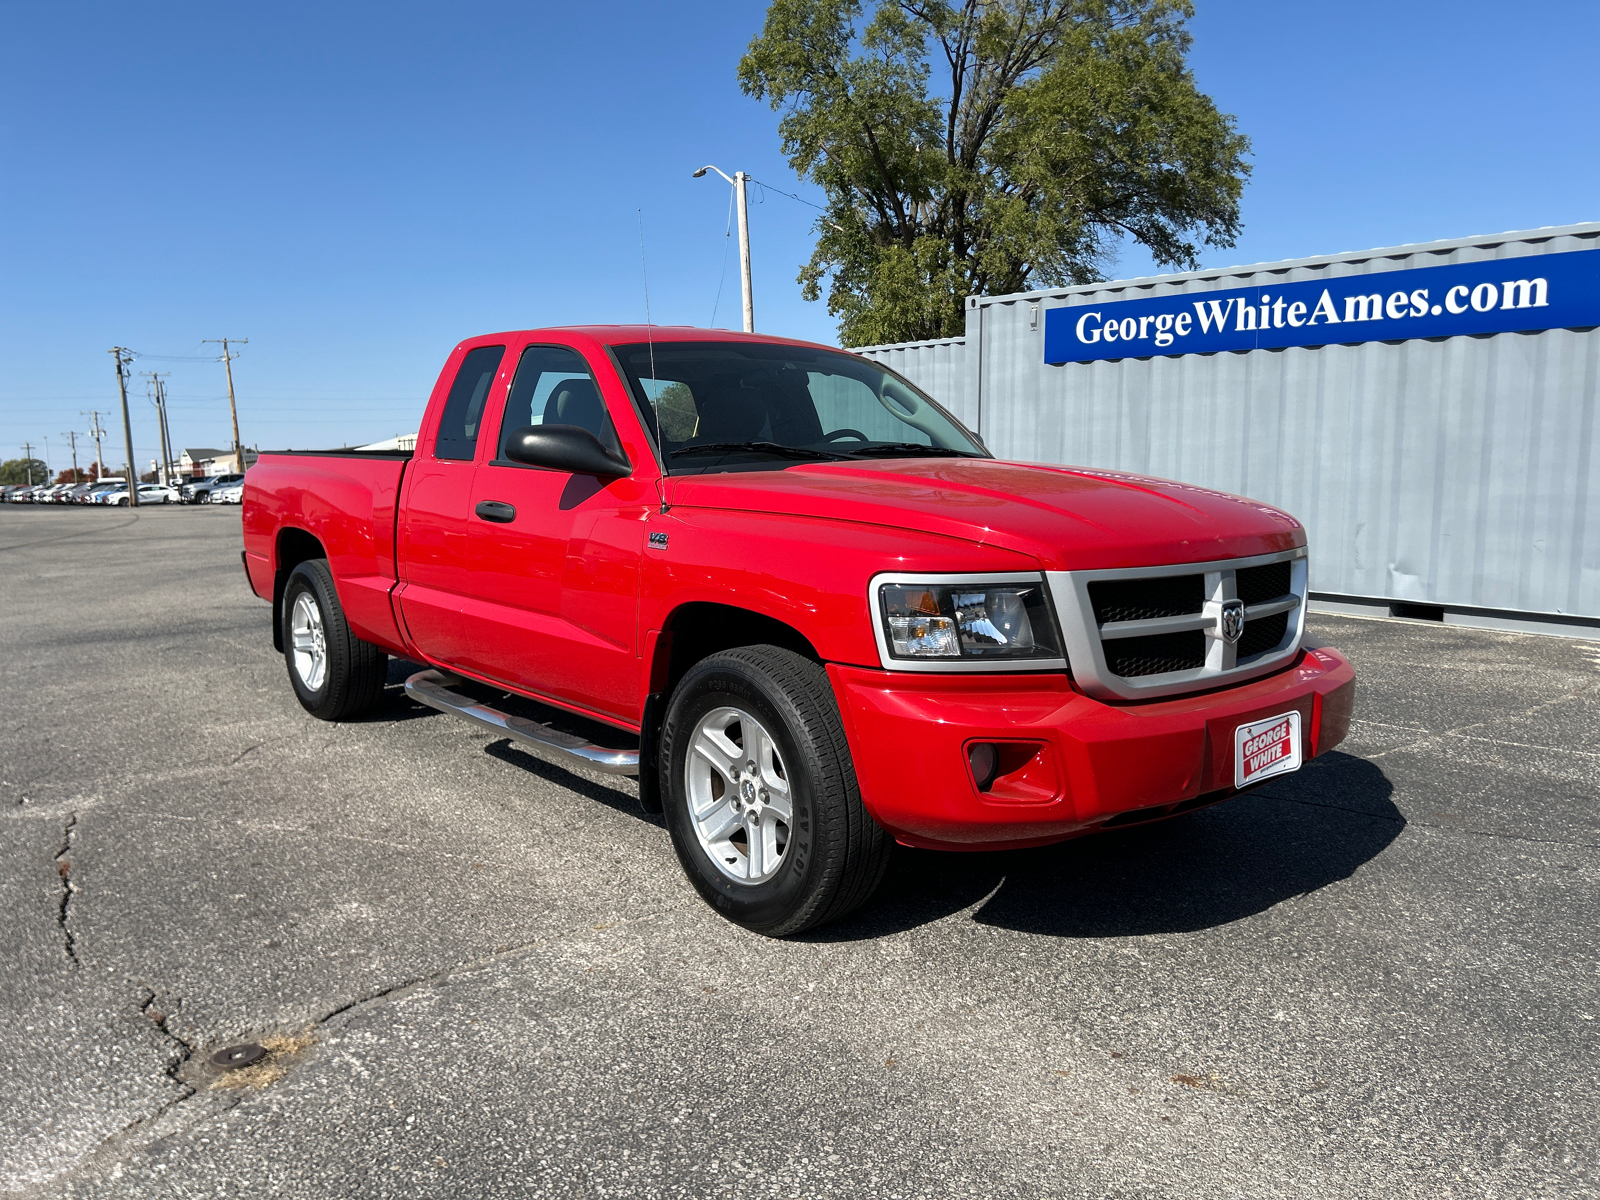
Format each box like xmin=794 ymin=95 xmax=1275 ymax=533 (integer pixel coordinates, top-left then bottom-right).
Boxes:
xmin=967 ymin=742 xmax=999 ymax=791
xmin=964 ymin=740 xmax=1062 ymax=804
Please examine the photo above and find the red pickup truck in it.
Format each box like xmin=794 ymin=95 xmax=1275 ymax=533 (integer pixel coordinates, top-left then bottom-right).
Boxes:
xmin=243 ymin=327 xmax=1355 ymax=935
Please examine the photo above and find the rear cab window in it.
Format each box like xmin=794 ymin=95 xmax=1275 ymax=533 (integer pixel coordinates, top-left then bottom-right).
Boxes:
xmin=434 ymin=345 xmax=506 ymax=460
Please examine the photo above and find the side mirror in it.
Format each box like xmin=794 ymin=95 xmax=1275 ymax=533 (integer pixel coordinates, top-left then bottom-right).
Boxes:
xmin=501 ymin=425 xmax=631 ymax=479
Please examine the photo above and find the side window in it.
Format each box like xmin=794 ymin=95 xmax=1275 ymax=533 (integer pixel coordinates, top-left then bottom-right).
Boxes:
xmin=434 ymin=345 xmax=505 ymax=461
xmin=497 ymin=345 xmax=621 ymax=459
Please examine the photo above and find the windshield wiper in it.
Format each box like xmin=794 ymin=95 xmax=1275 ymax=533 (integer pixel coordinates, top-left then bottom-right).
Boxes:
xmin=669 ymin=441 xmax=848 ymax=462
xmin=839 ymin=443 xmax=979 ymax=458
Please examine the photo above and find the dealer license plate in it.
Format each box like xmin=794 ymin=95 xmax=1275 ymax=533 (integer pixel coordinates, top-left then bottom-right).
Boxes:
xmin=1235 ymin=711 xmax=1302 ymax=788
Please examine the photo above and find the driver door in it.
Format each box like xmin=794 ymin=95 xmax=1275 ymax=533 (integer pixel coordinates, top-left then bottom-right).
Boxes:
xmin=454 ymin=342 xmax=653 ymax=724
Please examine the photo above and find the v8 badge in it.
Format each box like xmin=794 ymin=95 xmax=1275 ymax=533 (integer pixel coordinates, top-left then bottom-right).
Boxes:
xmin=647 ymin=531 xmax=669 ymax=550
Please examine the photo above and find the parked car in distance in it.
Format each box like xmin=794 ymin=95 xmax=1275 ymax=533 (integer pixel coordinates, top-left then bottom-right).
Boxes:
xmin=186 ymin=474 xmax=244 ymax=504
xmin=211 ymin=482 xmax=245 ymax=504
xmin=105 ymin=484 xmax=180 ymax=506
xmin=243 ymin=325 xmax=1356 ymax=937
xmin=83 ymin=482 xmax=126 ymax=503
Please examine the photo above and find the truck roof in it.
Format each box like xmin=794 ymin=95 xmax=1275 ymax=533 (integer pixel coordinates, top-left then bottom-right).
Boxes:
xmin=460 ymin=326 xmax=840 ymax=352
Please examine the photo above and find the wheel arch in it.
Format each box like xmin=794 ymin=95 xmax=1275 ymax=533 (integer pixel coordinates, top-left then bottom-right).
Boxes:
xmin=652 ymin=601 xmax=821 ymax=702
xmin=272 ymin=527 xmax=327 ymax=652
xmin=636 ymin=602 xmax=823 ymax=816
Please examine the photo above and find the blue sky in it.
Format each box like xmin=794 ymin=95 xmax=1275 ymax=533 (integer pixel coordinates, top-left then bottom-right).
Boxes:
xmin=2 ymin=0 xmax=1596 ymax=472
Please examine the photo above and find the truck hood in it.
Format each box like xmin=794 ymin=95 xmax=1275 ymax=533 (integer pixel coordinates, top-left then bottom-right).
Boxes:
xmin=666 ymin=458 xmax=1303 ymax=571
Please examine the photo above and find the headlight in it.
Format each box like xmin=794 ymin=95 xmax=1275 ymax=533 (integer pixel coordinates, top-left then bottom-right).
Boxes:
xmin=874 ymin=576 xmax=1065 ymax=670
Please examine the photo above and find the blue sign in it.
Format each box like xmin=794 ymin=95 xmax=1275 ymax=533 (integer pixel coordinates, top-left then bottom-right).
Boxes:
xmin=1044 ymin=247 xmax=1600 ymax=364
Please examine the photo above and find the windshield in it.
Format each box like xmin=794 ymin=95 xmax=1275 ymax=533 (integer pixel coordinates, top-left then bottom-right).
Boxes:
xmin=611 ymin=340 xmax=986 ymax=473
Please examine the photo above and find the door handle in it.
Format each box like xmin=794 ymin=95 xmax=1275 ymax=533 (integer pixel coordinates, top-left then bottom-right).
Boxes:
xmin=474 ymin=500 xmax=516 ymax=523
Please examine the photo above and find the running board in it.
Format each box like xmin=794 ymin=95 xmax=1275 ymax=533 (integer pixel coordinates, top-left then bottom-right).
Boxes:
xmin=404 ymin=669 xmax=640 ymax=776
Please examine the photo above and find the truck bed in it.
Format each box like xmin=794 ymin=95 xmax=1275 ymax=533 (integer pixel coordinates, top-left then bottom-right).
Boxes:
xmin=242 ymin=450 xmax=412 ymax=655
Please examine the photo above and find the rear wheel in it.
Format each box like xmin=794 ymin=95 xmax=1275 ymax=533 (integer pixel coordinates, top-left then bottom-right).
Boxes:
xmin=281 ymin=559 xmax=387 ymax=720
xmin=659 ymin=645 xmax=890 ymax=936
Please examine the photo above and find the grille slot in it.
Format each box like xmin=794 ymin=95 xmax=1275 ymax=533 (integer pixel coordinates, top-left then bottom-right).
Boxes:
xmin=1102 ymin=630 xmax=1207 ymax=678
xmin=1088 ymin=574 xmax=1203 ymax=624
xmin=1236 ymin=560 xmax=1292 ymax=606
xmin=1237 ymin=611 xmax=1289 ymax=659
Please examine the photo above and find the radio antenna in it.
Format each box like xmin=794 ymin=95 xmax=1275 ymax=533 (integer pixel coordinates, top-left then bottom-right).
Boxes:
xmin=637 ymin=208 xmax=656 ymax=385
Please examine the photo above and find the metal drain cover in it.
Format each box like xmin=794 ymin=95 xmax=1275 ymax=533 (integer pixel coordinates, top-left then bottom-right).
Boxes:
xmin=210 ymin=1043 xmax=266 ymax=1070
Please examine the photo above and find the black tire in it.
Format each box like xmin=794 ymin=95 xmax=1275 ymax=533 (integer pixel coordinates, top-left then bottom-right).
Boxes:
xmin=281 ymin=559 xmax=388 ymax=721
xmin=659 ymin=645 xmax=891 ymax=936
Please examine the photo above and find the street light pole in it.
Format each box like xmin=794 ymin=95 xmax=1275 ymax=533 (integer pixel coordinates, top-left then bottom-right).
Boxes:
xmin=693 ymin=165 xmax=753 ymax=332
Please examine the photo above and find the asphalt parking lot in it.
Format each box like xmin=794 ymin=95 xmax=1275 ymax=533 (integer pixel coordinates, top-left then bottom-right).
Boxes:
xmin=2 ymin=504 xmax=1597 ymax=1199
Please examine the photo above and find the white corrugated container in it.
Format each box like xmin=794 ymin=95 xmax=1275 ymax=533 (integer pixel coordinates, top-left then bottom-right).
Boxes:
xmin=857 ymin=222 xmax=1600 ymax=631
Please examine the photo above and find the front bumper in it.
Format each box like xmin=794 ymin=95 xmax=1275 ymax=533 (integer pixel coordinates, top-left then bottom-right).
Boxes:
xmin=827 ymin=647 xmax=1355 ymax=851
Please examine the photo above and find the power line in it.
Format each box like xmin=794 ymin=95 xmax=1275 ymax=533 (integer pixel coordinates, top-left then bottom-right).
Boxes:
xmin=749 ymin=177 xmax=828 ymax=212
xmin=710 ymin=183 xmax=735 ymax=328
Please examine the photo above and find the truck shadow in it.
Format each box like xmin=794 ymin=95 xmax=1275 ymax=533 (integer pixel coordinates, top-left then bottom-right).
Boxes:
xmin=482 ymin=738 xmax=659 ymax=827
xmin=808 ymin=752 xmax=1402 ymax=942
xmin=374 ymin=658 xmax=657 ymax=823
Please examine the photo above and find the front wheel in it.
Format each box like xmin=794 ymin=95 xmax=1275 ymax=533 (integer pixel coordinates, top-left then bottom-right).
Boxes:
xmin=659 ymin=645 xmax=891 ymax=936
xmin=281 ymin=559 xmax=388 ymax=720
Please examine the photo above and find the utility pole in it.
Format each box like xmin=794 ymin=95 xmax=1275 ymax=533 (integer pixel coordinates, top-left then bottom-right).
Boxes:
xmin=21 ymin=442 xmax=35 ymax=487
xmin=157 ymin=378 xmax=175 ymax=486
xmin=43 ymin=436 xmax=51 ymax=482
xmin=202 ymin=338 xmax=248 ymax=473
xmin=110 ymin=347 xmax=138 ymax=505
xmin=143 ymin=371 xmax=173 ymax=486
xmin=692 ymin=166 xmax=754 ymax=332
xmin=62 ymin=430 xmax=82 ymax=484
xmin=82 ymin=411 xmax=107 ymax=480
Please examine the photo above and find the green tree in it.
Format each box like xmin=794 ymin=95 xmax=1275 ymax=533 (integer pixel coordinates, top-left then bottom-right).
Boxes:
xmin=0 ymin=458 xmax=48 ymax=486
xmin=739 ymin=0 xmax=1250 ymax=346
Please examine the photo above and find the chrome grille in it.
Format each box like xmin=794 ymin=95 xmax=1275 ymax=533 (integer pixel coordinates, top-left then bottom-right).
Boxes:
xmin=1047 ymin=548 xmax=1308 ymax=701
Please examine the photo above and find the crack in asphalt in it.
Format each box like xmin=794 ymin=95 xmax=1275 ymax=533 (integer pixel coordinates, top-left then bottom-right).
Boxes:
xmin=310 ymin=901 xmax=690 ymax=1027
xmin=227 ymin=736 xmax=296 ymax=766
xmin=41 ymin=901 xmax=696 ymax=1195
xmin=54 ymin=813 xmax=78 ymax=968
xmin=138 ymin=988 xmax=198 ymax=1103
